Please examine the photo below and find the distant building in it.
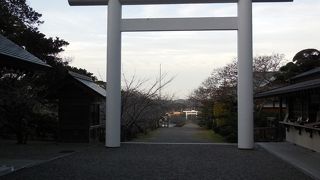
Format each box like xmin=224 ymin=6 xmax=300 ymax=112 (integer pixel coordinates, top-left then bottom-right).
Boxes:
xmin=58 ymin=71 xmax=106 ymax=143
xmin=256 ymin=68 xmax=320 ymax=152
xmin=170 ymin=112 xmax=183 ymax=116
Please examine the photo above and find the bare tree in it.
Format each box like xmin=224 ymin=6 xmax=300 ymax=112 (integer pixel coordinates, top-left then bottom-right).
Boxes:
xmin=192 ymin=54 xmax=285 ymax=99
xmin=121 ymin=73 xmax=174 ymax=140
xmin=189 ymin=54 xmax=286 ymax=141
xmin=253 ymin=54 xmax=285 ymax=91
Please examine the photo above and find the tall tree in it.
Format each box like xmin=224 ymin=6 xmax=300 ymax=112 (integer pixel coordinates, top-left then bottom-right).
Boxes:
xmin=0 ymin=69 xmax=47 ymax=144
xmin=190 ymin=54 xmax=285 ymax=142
xmin=0 ymin=0 xmax=69 ymax=66
xmin=276 ymin=49 xmax=320 ymax=81
xmin=0 ymin=0 xmax=70 ymax=143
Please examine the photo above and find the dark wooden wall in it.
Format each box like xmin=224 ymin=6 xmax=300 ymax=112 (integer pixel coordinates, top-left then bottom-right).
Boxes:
xmin=58 ymin=78 xmax=93 ymax=143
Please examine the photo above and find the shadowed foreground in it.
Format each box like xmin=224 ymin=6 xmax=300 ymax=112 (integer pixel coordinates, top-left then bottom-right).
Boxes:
xmin=2 ymin=144 xmax=311 ymax=180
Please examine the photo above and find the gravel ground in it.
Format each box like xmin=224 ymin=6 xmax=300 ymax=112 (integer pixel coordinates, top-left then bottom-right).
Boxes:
xmin=0 ymin=140 xmax=90 ymax=171
xmin=1 ymin=144 xmax=312 ymax=180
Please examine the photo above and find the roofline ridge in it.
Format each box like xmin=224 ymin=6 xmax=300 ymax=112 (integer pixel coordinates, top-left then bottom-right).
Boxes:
xmin=68 ymin=71 xmax=93 ymax=82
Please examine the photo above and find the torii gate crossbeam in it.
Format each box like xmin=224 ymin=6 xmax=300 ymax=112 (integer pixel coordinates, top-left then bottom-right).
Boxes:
xmin=68 ymin=0 xmax=293 ymax=149
xmin=69 ymin=0 xmax=292 ymax=5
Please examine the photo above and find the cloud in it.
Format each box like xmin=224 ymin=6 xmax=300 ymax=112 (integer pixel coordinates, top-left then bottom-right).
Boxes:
xmin=29 ymin=0 xmax=320 ymax=98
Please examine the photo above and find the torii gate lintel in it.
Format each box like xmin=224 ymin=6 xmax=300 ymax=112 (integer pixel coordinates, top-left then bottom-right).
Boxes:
xmin=69 ymin=0 xmax=292 ymax=6
xmin=68 ymin=0 xmax=293 ymax=149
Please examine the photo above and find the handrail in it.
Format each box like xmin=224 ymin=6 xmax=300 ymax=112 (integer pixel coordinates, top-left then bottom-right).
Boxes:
xmin=279 ymin=121 xmax=320 ymax=138
xmin=280 ymin=121 xmax=320 ymax=131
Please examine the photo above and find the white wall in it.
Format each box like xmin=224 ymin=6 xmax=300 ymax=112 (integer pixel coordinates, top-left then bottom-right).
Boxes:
xmin=286 ymin=127 xmax=320 ymax=152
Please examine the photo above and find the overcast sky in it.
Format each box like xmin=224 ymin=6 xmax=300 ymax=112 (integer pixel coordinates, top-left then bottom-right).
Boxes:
xmin=28 ymin=0 xmax=320 ymax=99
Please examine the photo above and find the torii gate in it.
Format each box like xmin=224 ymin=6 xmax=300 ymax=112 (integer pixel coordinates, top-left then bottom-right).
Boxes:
xmin=68 ymin=0 xmax=292 ymax=149
xmin=183 ymin=110 xmax=198 ymax=120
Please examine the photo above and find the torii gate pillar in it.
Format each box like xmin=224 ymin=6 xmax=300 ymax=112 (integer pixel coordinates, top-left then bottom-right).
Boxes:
xmin=237 ymin=0 xmax=254 ymax=149
xmin=106 ymin=0 xmax=121 ymax=147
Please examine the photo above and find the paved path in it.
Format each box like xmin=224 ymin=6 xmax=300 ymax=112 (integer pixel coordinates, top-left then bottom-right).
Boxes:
xmin=132 ymin=121 xmax=225 ymax=143
xmin=1 ymin=143 xmax=312 ymax=180
xmin=0 ymin=140 xmax=89 ymax=176
xmin=0 ymin=124 xmax=314 ymax=179
xmin=259 ymin=142 xmax=320 ymax=180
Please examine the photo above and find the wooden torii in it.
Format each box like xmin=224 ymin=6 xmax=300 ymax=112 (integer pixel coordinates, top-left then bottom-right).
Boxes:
xmin=68 ymin=0 xmax=293 ymax=149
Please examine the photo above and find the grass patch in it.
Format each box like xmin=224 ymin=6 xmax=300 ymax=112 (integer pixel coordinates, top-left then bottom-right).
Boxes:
xmin=196 ymin=129 xmax=226 ymax=143
xmin=132 ymin=129 xmax=160 ymax=141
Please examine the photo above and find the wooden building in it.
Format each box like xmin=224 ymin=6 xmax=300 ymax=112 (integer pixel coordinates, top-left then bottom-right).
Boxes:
xmin=256 ymin=68 xmax=320 ymax=152
xmin=58 ymin=71 xmax=106 ymax=143
xmin=1 ymin=34 xmax=106 ymax=143
xmin=0 ymin=34 xmax=51 ymax=140
xmin=0 ymin=34 xmax=50 ymax=70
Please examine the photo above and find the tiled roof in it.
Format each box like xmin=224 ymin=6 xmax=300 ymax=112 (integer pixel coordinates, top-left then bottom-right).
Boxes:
xmin=69 ymin=71 xmax=106 ymax=97
xmin=0 ymin=34 xmax=50 ymax=68
xmin=290 ymin=67 xmax=320 ymax=80
xmin=255 ymin=78 xmax=320 ymax=98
